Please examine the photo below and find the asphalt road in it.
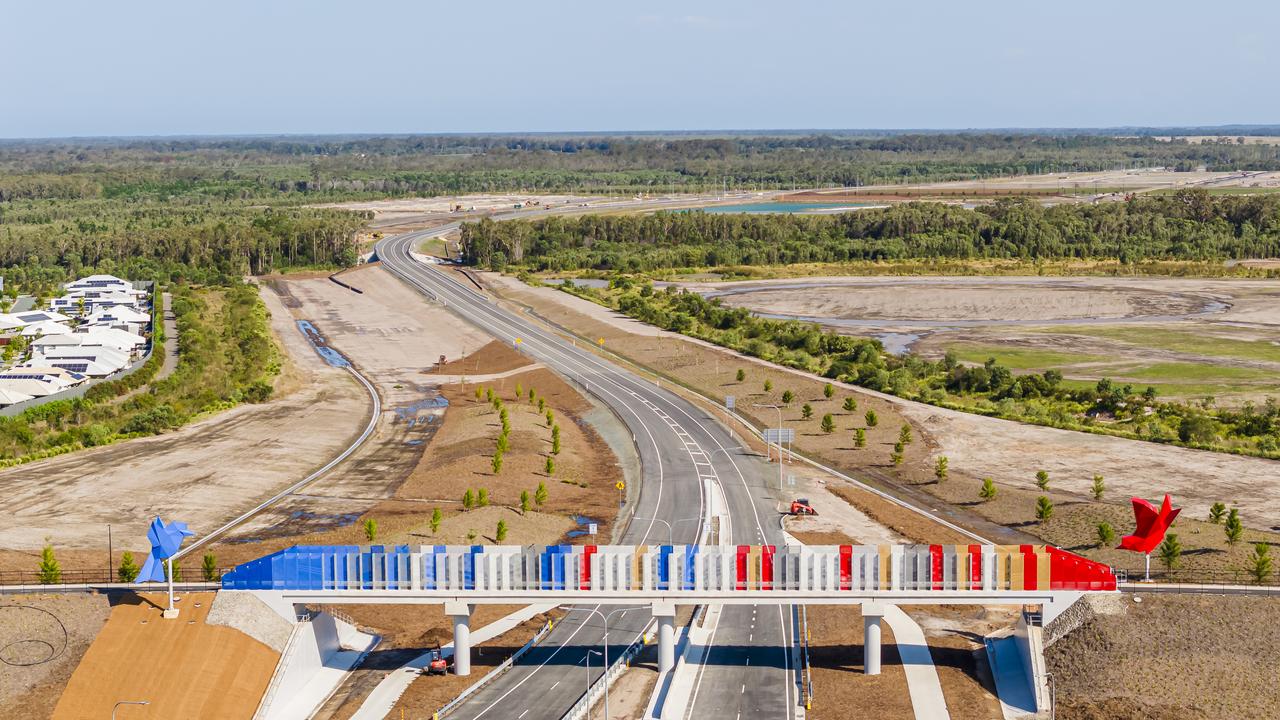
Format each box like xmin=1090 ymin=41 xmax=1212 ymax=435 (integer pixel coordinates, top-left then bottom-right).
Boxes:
xmin=376 ymin=224 xmax=797 ymax=720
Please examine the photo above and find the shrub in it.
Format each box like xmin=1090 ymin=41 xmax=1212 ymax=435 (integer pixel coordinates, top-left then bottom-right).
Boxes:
xmin=1208 ymin=502 xmax=1226 ymax=524
xmin=491 ymin=452 xmax=504 ymax=474
xmin=801 ymin=403 xmax=813 ymax=420
xmin=842 ymin=397 xmax=857 ymax=412
xmin=201 ymin=553 xmax=218 ymax=582
xmin=979 ymin=478 xmax=997 ymax=502
xmin=891 ymin=442 xmax=904 ymax=466
xmin=496 ymin=519 xmax=509 ymax=542
xmin=38 ymin=541 xmax=61 ymax=584
xmin=854 ymin=428 xmax=866 ymax=448
xmin=1035 ymin=496 xmax=1054 ymax=523
xmin=463 ymin=489 xmax=476 ymax=510
xmin=1035 ymin=470 xmax=1050 ymax=491
xmin=1091 ymin=474 xmax=1105 ymax=501
xmin=764 ymin=380 xmax=773 ymax=392
xmin=820 ymin=414 xmax=835 ymax=433
xmin=535 ymin=481 xmax=548 ymax=506
xmin=1248 ymin=543 xmax=1272 ymax=584
xmin=781 ymin=390 xmax=794 ymax=404
xmin=545 ymin=456 xmax=556 ymax=475
xmin=363 ymin=518 xmax=378 ymax=542
xmin=520 ymin=490 xmax=531 ymax=514
xmin=478 ymin=488 xmax=490 ymax=507
xmin=864 ymin=410 xmax=878 ymax=427
xmin=736 ymin=369 xmax=745 ymax=382
xmin=1224 ymin=508 xmax=1244 ymax=545
xmin=823 ymin=383 xmax=834 ymax=399
xmin=430 ymin=507 xmax=442 ymax=534
xmin=1157 ymin=533 xmax=1182 ymax=573
xmin=934 ymin=456 xmax=948 ymax=482
xmin=118 ymin=551 xmax=140 ymax=582
xmin=1097 ymin=521 xmax=1116 ymax=547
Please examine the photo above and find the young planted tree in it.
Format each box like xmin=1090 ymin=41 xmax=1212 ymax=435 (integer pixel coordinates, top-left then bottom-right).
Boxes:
xmin=820 ymin=414 xmax=835 ymax=433
xmin=898 ymin=424 xmax=912 ymax=446
xmin=1035 ymin=470 xmax=1050 ymax=491
xmin=478 ymin=488 xmax=490 ymax=507
xmin=801 ymin=403 xmax=813 ymax=420
xmin=853 ymin=428 xmax=866 ymax=448
xmin=1248 ymin=543 xmax=1273 ymax=584
xmin=551 ymin=424 xmax=561 ymax=454
xmin=431 ymin=507 xmax=443 ymax=534
xmin=467 ymin=529 xmax=478 ymax=542
xmin=764 ymin=379 xmax=773 ymax=393
xmin=1208 ymin=502 xmax=1227 ymax=524
xmin=363 ymin=518 xmax=378 ymax=542
xmin=1157 ymin=533 xmax=1182 ymax=574
xmin=491 ymin=452 xmax=504 ymax=474
xmin=528 ymin=387 xmax=537 ymax=401
xmin=1035 ymin=496 xmax=1054 ymax=523
xmin=1097 ymin=521 xmax=1116 ymax=547
xmin=1224 ymin=508 xmax=1244 ymax=545
xmin=201 ymin=553 xmax=218 ymax=582
xmin=1091 ymin=475 xmax=1106 ymax=501
xmin=545 ymin=410 xmax=555 ymax=427
xmin=118 ymin=551 xmax=140 ymax=583
xmin=474 ymin=387 xmax=483 ymax=402
xmin=520 ymin=490 xmax=531 ymax=515
xmin=463 ymin=489 xmax=476 ymax=510
xmin=823 ymin=383 xmax=834 ymax=399
xmin=535 ymin=481 xmax=548 ymax=506
xmin=979 ymin=478 xmax=997 ymax=502
xmin=934 ymin=456 xmax=948 ymax=482
xmin=515 ymin=382 xmax=523 ymax=399
xmin=165 ymin=562 xmax=183 ymax=583
xmin=545 ymin=456 xmax=556 ymax=475
xmin=537 ymin=398 xmax=546 ymax=413
xmin=496 ymin=519 xmax=509 ymax=542
xmin=496 ymin=432 xmax=509 ymax=454
xmin=485 ymin=387 xmax=494 ymax=403
xmin=736 ymin=368 xmax=745 ymax=383
xmin=842 ymin=397 xmax=857 ymax=413
xmin=891 ymin=442 xmax=904 ymax=466
xmin=865 ymin=410 xmax=878 ymax=427
xmin=781 ymin=390 xmax=794 ymax=404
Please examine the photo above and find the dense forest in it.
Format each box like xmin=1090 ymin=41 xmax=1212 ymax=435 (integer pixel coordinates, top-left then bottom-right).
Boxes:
xmin=561 ymin=280 xmax=1280 ymax=459
xmin=461 ymin=190 xmax=1280 ymax=271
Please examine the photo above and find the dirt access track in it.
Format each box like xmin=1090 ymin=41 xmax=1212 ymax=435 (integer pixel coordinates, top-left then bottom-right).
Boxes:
xmin=0 ymin=282 xmax=370 ymax=555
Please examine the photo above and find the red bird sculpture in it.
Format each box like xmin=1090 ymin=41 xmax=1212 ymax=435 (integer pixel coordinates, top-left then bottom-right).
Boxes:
xmin=1118 ymin=495 xmax=1181 ymax=554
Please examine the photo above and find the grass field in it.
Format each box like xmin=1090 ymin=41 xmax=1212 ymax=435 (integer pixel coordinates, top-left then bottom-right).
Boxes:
xmin=1037 ymin=325 xmax=1280 ymax=364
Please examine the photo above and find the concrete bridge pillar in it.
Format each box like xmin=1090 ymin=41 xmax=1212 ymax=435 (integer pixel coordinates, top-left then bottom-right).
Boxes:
xmin=447 ymin=601 xmax=475 ymax=676
xmin=863 ymin=602 xmax=885 ymax=676
xmin=652 ymin=601 xmax=677 ymax=673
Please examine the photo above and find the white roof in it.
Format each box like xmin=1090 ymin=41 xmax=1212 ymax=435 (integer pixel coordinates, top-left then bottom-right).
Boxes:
xmin=87 ymin=306 xmax=150 ymax=324
xmin=0 ymin=387 xmax=34 ymax=405
xmin=6 ymin=365 xmax=87 ymax=384
xmin=66 ymin=274 xmax=131 ymax=289
xmin=0 ymin=378 xmax=59 ymax=398
xmin=20 ymin=320 xmax=72 ymax=337
xmin=76 ymin=327 xmax=146 ymax=350
xmin=36 ymin=345 xmax=130 ymax=366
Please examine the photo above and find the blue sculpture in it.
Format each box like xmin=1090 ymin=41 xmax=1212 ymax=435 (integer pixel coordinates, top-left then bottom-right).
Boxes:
xmin=137 ymin=517 xmax=194 ymax=583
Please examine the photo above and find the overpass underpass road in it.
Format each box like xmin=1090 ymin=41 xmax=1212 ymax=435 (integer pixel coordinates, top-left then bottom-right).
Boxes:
xmin=376 ymin=227 xmax=796 ymax=720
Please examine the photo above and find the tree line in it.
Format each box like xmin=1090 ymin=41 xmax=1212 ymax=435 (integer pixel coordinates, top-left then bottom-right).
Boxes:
xmin=461 ymin=190 xmax=1280 ymax=271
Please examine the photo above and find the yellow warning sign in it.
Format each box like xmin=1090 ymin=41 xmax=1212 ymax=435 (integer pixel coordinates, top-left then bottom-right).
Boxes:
xmin=615 ymin=481 xmax=626 ymax=490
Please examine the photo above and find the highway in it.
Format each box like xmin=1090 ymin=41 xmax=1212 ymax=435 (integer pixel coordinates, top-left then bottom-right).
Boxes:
xmin=376 ymin=223 xmax=797 ymax=719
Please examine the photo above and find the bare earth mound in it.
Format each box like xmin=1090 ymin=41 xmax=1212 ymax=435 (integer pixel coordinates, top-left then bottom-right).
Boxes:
xmin=1047 ymin=594 xmax=1280 ymax=720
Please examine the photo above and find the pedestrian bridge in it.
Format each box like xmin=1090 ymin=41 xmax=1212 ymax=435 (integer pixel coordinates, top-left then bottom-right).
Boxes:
xmin=222 ymin=543 xmax=1115 ymax=677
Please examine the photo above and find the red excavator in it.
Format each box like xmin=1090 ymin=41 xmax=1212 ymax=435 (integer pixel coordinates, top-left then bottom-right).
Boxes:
xmin=789 ymin=499 xmax=817 ymax=516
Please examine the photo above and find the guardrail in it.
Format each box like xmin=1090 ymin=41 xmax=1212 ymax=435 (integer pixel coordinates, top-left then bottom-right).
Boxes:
xmin=799 ymin=605 xmax=813 ymax=711
xmin=434 ymin=617 xmax=555 ymax=719
xmin=560 ymin=620 xmax=655 ymax=720
xmin=0 ymin=579 xmax=221 ymax=595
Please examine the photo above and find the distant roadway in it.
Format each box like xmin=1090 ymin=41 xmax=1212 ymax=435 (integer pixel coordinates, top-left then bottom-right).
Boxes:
xmin=376 ymin=212 xmax=798 ymax=719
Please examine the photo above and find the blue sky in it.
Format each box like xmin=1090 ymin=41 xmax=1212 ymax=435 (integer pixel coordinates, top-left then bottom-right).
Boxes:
xmin=2 ymin=0 xmax=1277 ymax=138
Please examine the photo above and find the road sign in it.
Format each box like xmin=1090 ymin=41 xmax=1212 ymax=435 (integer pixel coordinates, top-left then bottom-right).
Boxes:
xmin=615 ymin=481 xmax=626 ymax=490
xmin=788 ymin=475 xmax=796 ymax=487
xmin=598 ymin=338 xmax=605 ymax=346
xmin=725 ymin=395 xmax=735 ymax=410
xmin=763 ymin=428 xmax=795 ymax=444
xmin=588 ymin=523 xmax=598 ymax=536
xmin=514 ymin=337 xmax=523 ymax=346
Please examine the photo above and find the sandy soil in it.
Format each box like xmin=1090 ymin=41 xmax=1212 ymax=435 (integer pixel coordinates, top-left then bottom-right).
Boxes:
xmin=791 ymin=169 xmax=1272 ymax=197
xmin=52 ymin=592 xmax=278 ymax=720
xmin=0 ymin=283 xmax=369 ymax=553
xmin=0 ymin=593 xmax=110 ymax=719
xmin=1047 ymin=593 xmax=1280 ymax=720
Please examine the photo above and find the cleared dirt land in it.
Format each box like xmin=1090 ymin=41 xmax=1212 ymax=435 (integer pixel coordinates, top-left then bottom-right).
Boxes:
xmin=0 ymin=594 xmax=110 ymax=719
xmin=52 ymin=592 xmax=278 ymax=720
xmin=1047 ymin=593 xmax=1280 ymax=720
xmin=0 ymin=282 xmax=369 ymax=557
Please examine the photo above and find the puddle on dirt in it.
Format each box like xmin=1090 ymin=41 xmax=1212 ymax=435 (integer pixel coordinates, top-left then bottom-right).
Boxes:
xmin=297 ymin=320 xmax=351 ymax=368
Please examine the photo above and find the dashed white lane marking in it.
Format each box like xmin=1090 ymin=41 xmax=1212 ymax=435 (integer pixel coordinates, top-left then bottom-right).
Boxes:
xmin=741 ymin=684 xmax=746 ymax=694
xmin=550 ymin=681 xmax=559 ymax=690
xmin=518 ymin=711 xmax=529 ymax=719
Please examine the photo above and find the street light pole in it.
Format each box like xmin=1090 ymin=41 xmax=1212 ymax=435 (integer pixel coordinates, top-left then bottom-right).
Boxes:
xmin=585 ymin=649 xmax=602 ymax=720
xmin=753 ymin=403 xmax=785 ymax=492
xmin=112 ymin=700 xmax=150 ymax=720
xmin=559 ymin=605 xmax=644 ymax=720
